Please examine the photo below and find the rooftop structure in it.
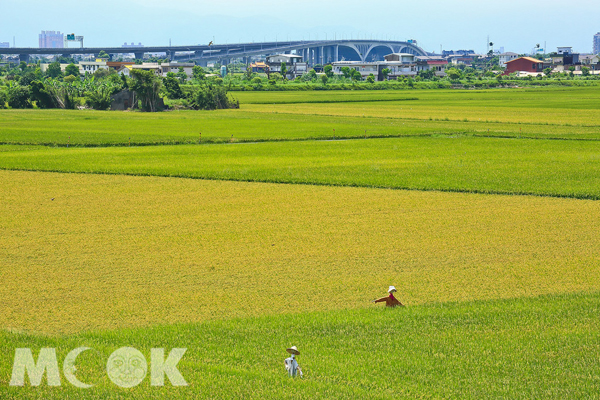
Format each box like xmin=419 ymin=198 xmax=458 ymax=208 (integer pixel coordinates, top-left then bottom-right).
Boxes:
xmin=557 ymin=47 xmax=573 ymax=55
xmin=266 ymin=54 xmax=304 ymax=64
xmin=442 ymin=49 xmax=475 ymax=57
xmin=499 ymin=52 xmax=519 ymax=67
xmin=384 ymin=53 xmax=416 ymax=63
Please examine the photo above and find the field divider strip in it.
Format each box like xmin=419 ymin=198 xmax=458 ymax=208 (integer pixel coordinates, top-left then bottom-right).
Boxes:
xmin=2 ymin=166 xmax=598 ymax=201
xmin=3 ymin=130 xmax=600 ymax=149
xmin=246 ymin=109 xmax=600 ymax=129
xmin=240 ymin=97 xmax=420 ymax=105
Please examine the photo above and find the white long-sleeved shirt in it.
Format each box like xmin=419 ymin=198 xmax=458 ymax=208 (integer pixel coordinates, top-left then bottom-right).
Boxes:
xmin=284 ymin=355 xmax=302 ymax=377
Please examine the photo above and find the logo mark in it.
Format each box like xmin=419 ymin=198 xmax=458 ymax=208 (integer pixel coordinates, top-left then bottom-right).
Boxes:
xmin=106 ymin=347 xmax=147 ymax=388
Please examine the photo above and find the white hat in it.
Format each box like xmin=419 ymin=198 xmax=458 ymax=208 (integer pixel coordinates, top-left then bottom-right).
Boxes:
xmin=286 ymin=346 xmax=300 ymax=355
xmin=388 ymin=286 xmax=397 ymax=293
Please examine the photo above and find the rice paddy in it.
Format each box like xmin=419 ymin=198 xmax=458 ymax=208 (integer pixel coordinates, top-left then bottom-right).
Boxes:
xmin=1 ymin=136 xmax=600 ymax=199
xmin=1 ymin=87 xmax=600 ymax=146
xmin=1 ymin=86 xmax=600 ymax=398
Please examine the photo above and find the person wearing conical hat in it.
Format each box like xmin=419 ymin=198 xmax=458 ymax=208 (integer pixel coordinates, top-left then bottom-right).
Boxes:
xmin=373 ymin=286 xmax=404 ymax=307
xmin=284 ymin=346 xmax=303 ymax=378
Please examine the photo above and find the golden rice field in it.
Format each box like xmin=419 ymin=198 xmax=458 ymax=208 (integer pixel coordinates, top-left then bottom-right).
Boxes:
xmin=2 ymin=169 xmax=600 ymax=336
xmin=240 ymin=88 xmax=600 ymax=126
xmin=245 ymin=101 xmax=600 ymax=126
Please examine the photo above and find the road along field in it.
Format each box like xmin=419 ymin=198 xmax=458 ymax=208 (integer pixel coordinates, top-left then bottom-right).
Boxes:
xmin=1 ymin=86 xmax=600 ymax=398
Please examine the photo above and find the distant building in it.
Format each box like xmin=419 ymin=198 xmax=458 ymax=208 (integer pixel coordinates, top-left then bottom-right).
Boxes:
xmin=106 ymin=61 xmax=135 ymax=70
xmin=130 ymin=63 xmax=161 ymax=75
xmin=332 ymin=53 xmax=445 ymax=81
xmin=498 ymin=52 xmax=518 ymax=67
xmin=40 ymin=63 xmax=79 ymax=74
xmin=332 ymin=61 xmax=380 ymax=79
xmin=249 ymin=62 xmax=268 ymax=73
xmin=384 ymin=53 xmax=417 ymax=63
xmin=159 ymin=62 xmax=194 ymax=78
xmin=79 ymin=61 xmax=108 ymax=74
xmin=557 ymin=47 xmax=572 ymax=55
xmin=123 ymin=62 xmax=195 ymax=79
xmin=265 ymin=54 xmax=308 ymax=79
xmin=446 ymin=54 xmax=476 ymax=65
xmin=502 ymin=57 xmax=544 ymax=76
xmin=416 ymin=56 xmax=448 ymax=76
xmin=39 ymin=31 xmax=64 ymax=48
xmin=442 ymin=50 xmax=475 ymax=57
xmin=580 ymin=54 xmax=600 ymax=67
xmin=594 ymin=33 xmax=600 ymax=54
xmin=0 ymin=42 xmax=9 ymax=48
xmin=122 ymin=42 xmax=144 ymax=48
xmin=563 ymin=53 xmax=580 ymax=66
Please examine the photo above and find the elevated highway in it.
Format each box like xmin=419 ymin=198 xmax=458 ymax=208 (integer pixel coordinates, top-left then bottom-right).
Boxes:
xmin=0 ymin=40 xmax=428 ymax=65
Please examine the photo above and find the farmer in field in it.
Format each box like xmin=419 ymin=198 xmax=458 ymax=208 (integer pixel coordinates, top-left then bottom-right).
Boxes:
xmin=373 ymin=286 xmax=404 ymax=307
xmin=284 ymin=346 xmax=303 ymax=378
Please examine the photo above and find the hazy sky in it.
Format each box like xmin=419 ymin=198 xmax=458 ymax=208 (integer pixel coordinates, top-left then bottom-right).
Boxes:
xmin=1 ymin=0 xmax=599 ymax=54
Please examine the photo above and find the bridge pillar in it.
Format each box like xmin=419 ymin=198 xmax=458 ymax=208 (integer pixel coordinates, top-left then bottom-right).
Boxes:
xmin=320 ymin=46 xmax=324 ymax=65
xmin=134 ymin=52 xmax=144 ymax=61
xmin=19 ymin=54 xmax=30 ymax=64
xmin=335 ymin=45 xmax=339 ymax=62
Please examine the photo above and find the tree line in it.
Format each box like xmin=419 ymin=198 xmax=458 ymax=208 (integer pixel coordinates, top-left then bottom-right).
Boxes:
xmin=0 ymin=62 xmax=238 ymax=111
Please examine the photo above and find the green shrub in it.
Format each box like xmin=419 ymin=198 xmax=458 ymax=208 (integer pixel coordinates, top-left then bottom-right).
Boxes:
xmin=85 ymin=90 xmax=112 ymax=110
xmin=189 ymin=84 xmax=239 ymax=110
xmin=7 ymin=84 xmax=32 ymax=109
xmin=29 ymin=80 xmax=59 ymax=109
xmin=0 ymin=89 xmax=7 ymax=109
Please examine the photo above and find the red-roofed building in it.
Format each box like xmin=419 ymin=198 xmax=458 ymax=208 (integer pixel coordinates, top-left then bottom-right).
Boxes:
xmin=503 ymin=57 xmax=544 ymax=75
xmin=417 ymin=56 xmax=448 ymax=77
